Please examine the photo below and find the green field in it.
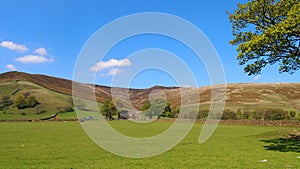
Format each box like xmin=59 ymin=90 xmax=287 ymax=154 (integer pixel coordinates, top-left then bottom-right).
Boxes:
xmin=0 ymin=121 xmax=299 ymax=168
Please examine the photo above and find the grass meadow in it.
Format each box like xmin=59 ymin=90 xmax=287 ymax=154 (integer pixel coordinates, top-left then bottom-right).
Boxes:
xmin=0 ymin=121 xmax=299 ymax=168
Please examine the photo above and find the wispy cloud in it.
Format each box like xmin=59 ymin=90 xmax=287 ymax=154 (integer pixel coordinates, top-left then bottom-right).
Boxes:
xmin=253 ymin=75 xmax=262 ymax=81
xmin=0 ymin=41 xmax=28 ymax=52
xmin=89 ymin=58 xmax=131 ymax=72
xmin=107 ymin=68 xmax=124 ymax=76
xmin=34 ymin=48 xmax=47 ymax=56
xmin=6 ymin=64 xmax=17 ymax=71
xmin=15 ymin=55 xmax=54 ymax=64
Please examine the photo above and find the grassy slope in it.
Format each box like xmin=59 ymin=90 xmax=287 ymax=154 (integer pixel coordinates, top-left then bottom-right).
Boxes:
xmin=0 ymin=121 xmax=299 ymax=168
xmin=0 ymin=80 xmax=76 ymax=120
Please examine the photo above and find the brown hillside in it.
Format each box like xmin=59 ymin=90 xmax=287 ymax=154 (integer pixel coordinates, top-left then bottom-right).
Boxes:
xmin=0 ymin=71 xmax=299 ymax=111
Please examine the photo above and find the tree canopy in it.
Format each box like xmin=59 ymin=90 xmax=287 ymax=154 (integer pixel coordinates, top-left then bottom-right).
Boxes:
xmin=229 ymin=0 xmax=300 ymax=75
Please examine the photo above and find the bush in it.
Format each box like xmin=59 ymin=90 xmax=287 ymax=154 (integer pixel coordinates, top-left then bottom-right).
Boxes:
xmin=169 ymin=108 xmax=179 ymax=118
xmin=221 ymin=109 xmax=237 ymax=120
xmin=242 ymin=111 xmax=251 ymax=119
xmin=289 ymin=110 xmax=296 ymax=119
xmin=264 ymin=108 xmax=288 ymax=120
xmin=197 ymin=109 xmax=209 ymax=119
xmin=0 ymin=95 xmax=13 ymax=109
xmin=14 ymin=93 xmax=39 ymax=109
xmin=248 ymin=110 xmax=264 ymax=120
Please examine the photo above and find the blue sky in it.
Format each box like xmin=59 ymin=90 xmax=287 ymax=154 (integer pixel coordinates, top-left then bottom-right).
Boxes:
xmin=0 ymin=0 xmax=299 ymax=88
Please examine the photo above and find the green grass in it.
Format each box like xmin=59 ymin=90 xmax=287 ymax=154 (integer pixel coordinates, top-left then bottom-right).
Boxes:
xmin=0 ymin=80 xmax=73 ymax=120
xmin=0 ymin=121 xmax=299 ymax=168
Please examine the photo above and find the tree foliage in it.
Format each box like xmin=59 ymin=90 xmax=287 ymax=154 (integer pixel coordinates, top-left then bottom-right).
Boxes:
xmin=101 ymin=100 xmax=117 ymax=120
xmin=229 ymin=0 xmax=300 ymax=75
xmin=0 ymin=95 xmax=13 ymax=109
xmin=14 ymin=93 xmax=39 ymax=109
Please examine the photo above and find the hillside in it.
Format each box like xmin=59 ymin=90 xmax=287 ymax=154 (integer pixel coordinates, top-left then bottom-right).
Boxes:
xmin=0 ymin=71 xmax=300 ymax=120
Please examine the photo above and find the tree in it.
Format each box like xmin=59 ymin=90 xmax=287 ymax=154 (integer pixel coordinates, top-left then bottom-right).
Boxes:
xmin=229 ymin=0 xmax=300 ymax=75
xmin=108 ymin=100 xmax=117 ymax=119
xmin=101 ymin=101 xmax=110 ymax=119
xmin=264 ymin=108 xmax=288 ymax=120
xmin=14 ymin=94 xmax=27 ymax=109
xmin=141 ymin=101 xmax=152 ymax=119
xmin=26 ymin=95 xmax=39 ymax=107
xmin=221 ymin=109 xmax=237 ymax=120
xmin=14 ymin=93 xmax=39 ymax=109
xmin=0 ymin=95 xmax=13 ymax=109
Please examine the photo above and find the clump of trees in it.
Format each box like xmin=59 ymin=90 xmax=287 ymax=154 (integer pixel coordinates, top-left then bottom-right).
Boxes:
xmin=101 ymin=100 xmax=117 ymax=120
xmin=194 ymin=108 xmax=297 ymax=121
xmin=140 ymin=99 xmax=173 ymax=119
xmin=98 ymin=98 xmax=298 ymax=121
xmin=14 ymin=92 xmax=39 ymax=109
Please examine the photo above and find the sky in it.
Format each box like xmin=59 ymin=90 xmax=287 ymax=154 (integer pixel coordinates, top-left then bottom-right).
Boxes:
xmin=0 ymin=0 xmax=299 ymax=88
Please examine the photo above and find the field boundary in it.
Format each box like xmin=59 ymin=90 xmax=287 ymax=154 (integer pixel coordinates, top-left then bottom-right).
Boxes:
xmin=1 ymin=119 xmax=300 ymax=127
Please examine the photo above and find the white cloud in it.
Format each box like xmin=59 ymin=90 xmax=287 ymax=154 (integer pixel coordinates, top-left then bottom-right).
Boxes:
xmin=6 ymin=64 xmax=17 ymax=71
xmin=253 ymin=75 xmax=262 ymax=81
xmin=15 ymin=55 xmax=54 ymax=64
xmin=107 ymin=68 xmax=124 ymax=76
xmin=34 ymin=48 xmax=48 ymax=56
xmin=89 ymin=58 xmax=131 ymax=72
xmin=0 ymin=41 xmax=27 ymax=52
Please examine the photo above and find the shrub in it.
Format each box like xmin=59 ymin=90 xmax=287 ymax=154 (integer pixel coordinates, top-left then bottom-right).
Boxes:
xmin=264 ymin=108 xmax=288 ymax=120
xmin=14 ymin=94 xmax=27 ymax=109
xmin=14 ymin=93 xmax=39 ymax=109
xmin=198 ymin=109 xmax=209 ymax=119
xmin=242 ymin=111 xmax=251 ymax=119
xmin=289 ymin=110 xmax=296 ymax=119
xmin=236 ymin=109 xmax=242 ymax=119
xmin=221 ymin=109 xmax=237 ymax=120
xmin=170 ymin=108 xmax=179 ymax=118
xmin=249 ymin=110 xmax=264 ymax=120
xmin=0 ymin=95 xmax=13 ymax=109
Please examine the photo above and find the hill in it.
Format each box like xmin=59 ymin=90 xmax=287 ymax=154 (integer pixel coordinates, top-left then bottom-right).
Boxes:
xmin=0 ymin=71 xmax=299 ymax=120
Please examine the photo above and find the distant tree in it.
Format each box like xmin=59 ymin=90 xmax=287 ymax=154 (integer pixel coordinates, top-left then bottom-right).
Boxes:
xmin=221 ymin=109 xmax=237 ymax=120
xmin=264 ymin=108 xmax=289 ymax=120
xmin=158 ymin=102 xmax=172 ymax=119
xmin=250 ymin=110 xmax=264 ymax=120
xmin=108 ymin=100 xmax=117 ymax=119
xmin=170 ymin=107 xmax=179 ymax=118
xmin=14 ymin=94 xmax=27 ymax=109
xmin=289 ymin=110 xmax=297 ymax=119
xmin=101 ymin=101 xmax=110 ymax=119
xmin=242 ymin=111 xmax=251 ymax=119
xmin=164 ymin=102 xmax=172 ymax=117
xmin=0 ymin=95 xmax=13 ymax=109
xmin=198 ymin=109 xmax=209 ymax=119
xmin=289 ymin=110 xmax=296 ymax=119
xmin=26 ymin=95 xmax=39 ymax=107
xmin=141 ymin=101 xmax=151 ymax=111
xmin=14 ymin=93 xmax=39 ymax=109
xmin=141 ymin=101 xmax=152 ymax=119
xmin=229 ymin=0 xmax=300 ymax=75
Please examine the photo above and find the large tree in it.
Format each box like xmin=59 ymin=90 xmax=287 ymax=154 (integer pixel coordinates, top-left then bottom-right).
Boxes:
xmin=229 ymin=0 xmax=300 ymax=75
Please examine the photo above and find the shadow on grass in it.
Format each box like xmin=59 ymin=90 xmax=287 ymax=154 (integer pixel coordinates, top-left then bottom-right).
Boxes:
xmin=261 ymin=136 xmax=300 ymax=153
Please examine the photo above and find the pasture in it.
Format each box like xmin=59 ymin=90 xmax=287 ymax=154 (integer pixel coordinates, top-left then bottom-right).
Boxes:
xmin=0 ymin=121 xmax=299 ymax=168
